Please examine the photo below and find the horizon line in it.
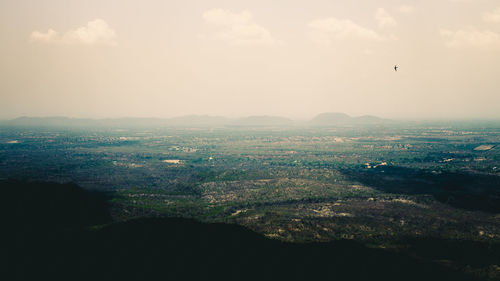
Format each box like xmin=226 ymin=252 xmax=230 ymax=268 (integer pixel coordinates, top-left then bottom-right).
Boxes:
xmin=2 ymin=113 xmax=500 ymax=122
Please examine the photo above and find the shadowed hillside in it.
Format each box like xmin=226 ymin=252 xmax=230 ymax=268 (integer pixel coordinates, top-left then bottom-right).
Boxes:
xmin=340 ymin=166 xmax=500 ymax=213
xmin=1 ymin=180 xmax=111 ymax=228
xmin=1 ymin=180 xmax=488 ymax=281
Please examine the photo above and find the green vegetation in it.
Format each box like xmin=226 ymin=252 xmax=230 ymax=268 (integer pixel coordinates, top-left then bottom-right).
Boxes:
xmin=1 ymin=121 xmax=500 ymax=279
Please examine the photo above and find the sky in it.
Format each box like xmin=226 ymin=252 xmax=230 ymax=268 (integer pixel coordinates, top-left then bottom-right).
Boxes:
xmin=1 ymin=0 xmax=499 ymax=120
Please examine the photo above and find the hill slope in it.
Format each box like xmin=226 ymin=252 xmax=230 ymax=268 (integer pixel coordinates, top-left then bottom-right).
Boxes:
xmin=1 ymin=180 xmax=483 ymax=281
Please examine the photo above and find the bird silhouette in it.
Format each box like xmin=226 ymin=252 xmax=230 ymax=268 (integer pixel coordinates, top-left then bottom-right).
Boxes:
xmin=394 ymin=65 xmax=398 ymax=72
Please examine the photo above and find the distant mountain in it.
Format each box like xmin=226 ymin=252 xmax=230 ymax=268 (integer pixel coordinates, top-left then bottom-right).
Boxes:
xmin=3 ymin=113 xmax=389 ymax=128
xmin=167 ymin=115 xmax=231 ymax=126
xmin=6 ymin=116 xmax=95 ymax=127
xmin=3 ymin=115 xmax=293 ymax=128
xmin=310 ymin=112 xmax=351 ymax=125
xmin=3 ymin=116 xmax=230 ymax=128
xmin=310 ymin=112 xmax=386 ymax=126
xmin=354 ymin=115 xmax=385 ymax=123
xmin=231 ymin=115 xmax=293 ymax=126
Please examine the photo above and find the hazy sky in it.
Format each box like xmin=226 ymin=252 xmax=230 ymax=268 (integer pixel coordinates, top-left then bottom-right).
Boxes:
xmin=1 ymin=0 xmax=500 ymax=119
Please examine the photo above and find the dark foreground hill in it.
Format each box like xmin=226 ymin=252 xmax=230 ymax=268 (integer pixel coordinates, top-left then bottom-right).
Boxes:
xmin=0 ymin=180 xmax=488 ymax=281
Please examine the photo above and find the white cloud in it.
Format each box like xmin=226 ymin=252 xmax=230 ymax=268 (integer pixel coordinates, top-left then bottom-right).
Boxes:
xmin=30 ymin=29 xmax=59 ymax=42
xmin=203 ymin=9 xmax=253 ymax=26
xmin=398 ymin=5 xmax=415 ymax=14
xmin=308 ymin=17 xmax=382 ymax=46
xmin=483 ymin=7 xmax=500 ymax=23
xmin=30 ymin=19 xmax=117 ymax=46
xmin=202 ymin=9 xmax=279 ymax=46
xmin=375 ymin=8 xmax=397 ymax=28
xmin=440 ymin=28 xmax=500 ymax=49
xmin=63 ymin=19 xmax=116 ymax=45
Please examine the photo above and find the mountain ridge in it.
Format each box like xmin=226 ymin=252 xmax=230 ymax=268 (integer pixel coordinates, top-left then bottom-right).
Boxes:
xmin=1 ymin=113 xmax=388 ymax=127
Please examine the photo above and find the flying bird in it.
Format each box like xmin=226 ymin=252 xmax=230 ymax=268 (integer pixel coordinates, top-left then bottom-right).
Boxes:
xmin=394 ymin=65 xmax=398 ymax=72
